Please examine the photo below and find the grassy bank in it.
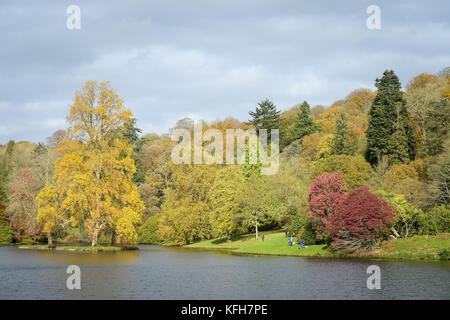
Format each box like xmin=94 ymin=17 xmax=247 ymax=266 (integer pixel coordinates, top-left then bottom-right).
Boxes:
xmin=185 ymin=231 xmax=450 ymax=261
xmin=19 ymin=244 xmax=139 ymax=252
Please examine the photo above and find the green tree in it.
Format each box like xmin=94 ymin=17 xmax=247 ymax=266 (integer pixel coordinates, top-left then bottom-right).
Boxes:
xmin=248 ymin=99 xmax=281 ymax=138
xmin=208 ymin=166 xmax=246 ymax=239
xmin=293 ymin=101 xmax=318 ymax=142
xmin=331 ymin=111 xmax=356 ymax=156
xmin=422 ymin=98 xmax=450 ymax=157
xmin=137 ymin=213 xmax=163 ymax=244
xmin=366 ymin=70 xmax=415 ymax=165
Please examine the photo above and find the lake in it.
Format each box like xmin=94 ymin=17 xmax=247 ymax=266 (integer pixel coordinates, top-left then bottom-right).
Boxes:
xmin=0 ymin=245 xmax=448 ymax=299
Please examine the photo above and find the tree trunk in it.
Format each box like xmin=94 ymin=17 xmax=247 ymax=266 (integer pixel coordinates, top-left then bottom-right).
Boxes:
xmin=47 ymin=231 xmax=53 ymax=247
xmin=392 ymin=228 xmax=400 ymax=239
xmin=91 ymin=226 xmax=100 ymax=247
xmin=111 ymin=230 xmax=116 ymax=245
xmin=255 ymin=224 xmax=258 ymax=239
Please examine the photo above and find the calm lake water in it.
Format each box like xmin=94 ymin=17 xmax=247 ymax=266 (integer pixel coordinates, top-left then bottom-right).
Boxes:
xmin=0 ymin=245 xmax=448 ymax=299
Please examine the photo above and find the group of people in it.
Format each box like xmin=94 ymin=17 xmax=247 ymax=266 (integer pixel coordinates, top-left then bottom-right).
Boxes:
xmin=286 ymin=232 xmax=306 ymax=249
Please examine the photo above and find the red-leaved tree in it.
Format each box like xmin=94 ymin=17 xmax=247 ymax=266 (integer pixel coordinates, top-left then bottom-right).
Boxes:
xmin=326 ymin=186 xmax=394 ymax=253
xmin=307 ymin=172 xmax=347 ymax=239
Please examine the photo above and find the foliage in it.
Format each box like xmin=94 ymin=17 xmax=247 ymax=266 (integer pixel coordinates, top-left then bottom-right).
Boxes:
xmin=158 ymin=164 xmax=216 ymax=245
xmin=298 ymin=223 xmax=320 ymax=245
xmin=248 ymin=99 xmax=281 ymax=138
xmin=418 ymin=205 xmax=450 ymax=235
xmin=366 ymin=70 xmax=415 ymax=166
xmin=37 ymin=81 xmax=144 ymax=246
xmin=137 ymin=213 xmax=163 ymax=244
xmin=316 ymin=134 xmax=334 ymax=159
xmin=292 ymin=101 xmax=318 ymax=142
xmin=208 ymin=166 xmax=247 ymax=239
xmin=307 ymin=172 xmax=347 ymax=238
xmin=286 ymin=213 xmax=308 ymax=237
xmin=327 ymin=186 xmax=394 ymax=253
xmin=383 ymin=162 xmax=424 ymax=205
xmin=8 ymin=169 xmax=40 ymax=238
xmin=330 ymin=111 xmax=357 ymax=156
xmin=377 ymin=191 xmax=423 ymax=238
xmin=313 ymin=155 xmax=374 ymax=190
xmin=0 ymin=195 xmax=13 ymax=244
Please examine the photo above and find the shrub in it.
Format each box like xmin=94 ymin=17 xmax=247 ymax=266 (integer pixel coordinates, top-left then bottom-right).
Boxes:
xmin=299 ymin=223 xmax=321 ymax=245
xmin=438 ymin=248 xmax=449 ymax=261
xmin=419 ymin=205 xmax=450 ymax=235
xmin=327 ymin=186 xmax=395 ymax=253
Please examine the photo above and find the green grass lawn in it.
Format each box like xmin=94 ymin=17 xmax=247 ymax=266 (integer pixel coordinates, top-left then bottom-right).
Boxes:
xmin=185 ymin=231 xmax=450 ymax=261
xmin=186 ymin=231 xmax=339 ymax=258
xmin=366 ymin=234 xmax=450 ymax=260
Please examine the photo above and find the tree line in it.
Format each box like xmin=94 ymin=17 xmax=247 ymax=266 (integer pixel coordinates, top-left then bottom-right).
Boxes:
xmin=0 ymin=68 xmax=449 ymax=253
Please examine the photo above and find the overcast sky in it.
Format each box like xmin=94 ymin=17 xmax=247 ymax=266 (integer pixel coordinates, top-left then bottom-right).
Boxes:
xmin=0 ymin=0 xmax=449 ymax=144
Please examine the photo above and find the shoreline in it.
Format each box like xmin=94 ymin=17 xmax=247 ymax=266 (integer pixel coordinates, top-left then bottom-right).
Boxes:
xmin=17 ymin=244 xmax=139 ymax=252
xmin=184 ymin=232 xmax=450 ymax=262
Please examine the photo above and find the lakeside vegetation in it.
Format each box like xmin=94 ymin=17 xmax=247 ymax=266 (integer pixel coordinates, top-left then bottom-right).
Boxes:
xmin=18 ymin=244 xmax=138 ymax=252
xmin=0 ymin=68 xmax=449 ymax=260
xmin=186 ymin=231 xmax=450 ymax=261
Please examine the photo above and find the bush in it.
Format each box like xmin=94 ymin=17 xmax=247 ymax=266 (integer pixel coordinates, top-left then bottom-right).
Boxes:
xmin=327 ymin=186 xmax=394 ymax=253
xmin=298 ymin=223 xmax=321 ymax=245
xmin=377 ymin=191 xmax=423 ymax=238
xmin=438 ymin=248 xmax=449 ymax=261
xmin=419 ymin=205 xmax=450 ymax=235
xmin=138 ymin=213 xmax=163 ymax=244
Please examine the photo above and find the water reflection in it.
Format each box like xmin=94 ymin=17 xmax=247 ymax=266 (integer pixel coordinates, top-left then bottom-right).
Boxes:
xmin=0 ymin=245 xmax=448 ymax=299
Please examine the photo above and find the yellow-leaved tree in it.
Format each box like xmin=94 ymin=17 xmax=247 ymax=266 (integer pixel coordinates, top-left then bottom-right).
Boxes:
xmin=36 ymin=81 xmax=144 ymax=246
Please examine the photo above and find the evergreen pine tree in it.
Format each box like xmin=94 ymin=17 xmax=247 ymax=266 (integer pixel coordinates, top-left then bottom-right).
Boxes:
xmin=386 ymin=113 xmax=412 ymax=164
xmin=366 ymin=70 xmax=414 ymax=166
xmin=248 ymin=99 xmax=281 ymax=138
xmin=331 ymin=111 xmax=355 ymax=156
xmin=293 ymin=101 xmax=318 ymax=142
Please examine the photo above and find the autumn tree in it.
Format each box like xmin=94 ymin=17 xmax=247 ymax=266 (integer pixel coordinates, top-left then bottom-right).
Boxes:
xmin=133 ymin=134 xmax=173 ymax=218
xmin=36 ymin=183 xmax=64 ymax=246
xmin=38 ymin=81 xmax=144 ymax=246
xmin=327 ymin=186 xmax=394 ymax=253
xmin=313 ymin=155 xmax=374 ymax=190
xmin=307 ymin=172 xmax=347 ymax=239
xmin=158 ymin=164 xmax=216 ymax=245
xmin=208 ymin=166 xmax=246 ymax=239
xmin=8 ymin=169 xmax=40 ymax=239
xmin=46 ymin=130 xmax=66 ymax=148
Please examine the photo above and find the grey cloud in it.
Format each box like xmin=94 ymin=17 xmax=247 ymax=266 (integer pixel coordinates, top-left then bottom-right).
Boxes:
xmin=0 ymin=0 xmax=449 ymax=143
